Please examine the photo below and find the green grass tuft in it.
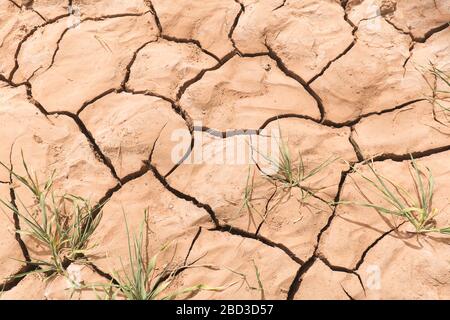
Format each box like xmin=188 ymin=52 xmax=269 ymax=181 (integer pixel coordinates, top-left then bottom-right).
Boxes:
xmin=0 ymin=154 xmax=103 ymax=277
xmin=107 ymin=211 xmax=224 ymax=300
xmin=261 ymin=128 xmax=337 ymax=196
xmin=340 ymin=156 xmax=450 ymax=235
xmin=244 ymin=125 xmax=337 ymax=223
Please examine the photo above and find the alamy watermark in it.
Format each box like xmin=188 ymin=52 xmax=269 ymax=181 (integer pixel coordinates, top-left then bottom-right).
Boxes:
xmin=67 ymin=5 xmax=81 ymax=30
xmin=170 ymin=122 xmax=281 ymax=175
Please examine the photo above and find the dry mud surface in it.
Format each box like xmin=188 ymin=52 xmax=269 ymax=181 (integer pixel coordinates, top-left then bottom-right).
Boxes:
xmin=0 ymin=0 xmax=449 ymax=300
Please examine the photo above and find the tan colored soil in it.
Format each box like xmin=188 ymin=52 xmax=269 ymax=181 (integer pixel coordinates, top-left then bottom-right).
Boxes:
xmin=179 ymin=55 xmax=320 ymax=130
xmin=0 ymin=0 xmax=449 ymax=300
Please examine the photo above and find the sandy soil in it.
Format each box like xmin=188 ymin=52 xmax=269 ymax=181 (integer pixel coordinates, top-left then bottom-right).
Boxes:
xmin=0 ymin=0 xmax=449 ymax=300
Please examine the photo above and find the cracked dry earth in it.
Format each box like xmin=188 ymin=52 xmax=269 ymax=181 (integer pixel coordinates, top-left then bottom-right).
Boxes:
xmin=0 ymin=0 xmax=449 ymax=300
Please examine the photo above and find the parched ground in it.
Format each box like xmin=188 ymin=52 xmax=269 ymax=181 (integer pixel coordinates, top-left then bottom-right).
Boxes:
xmin=0 ymin=0 xmax=449 ymax=300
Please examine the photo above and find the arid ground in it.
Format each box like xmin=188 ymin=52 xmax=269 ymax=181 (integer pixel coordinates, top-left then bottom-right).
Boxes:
xmin=0 ymin=0 xmax=449 ymax=300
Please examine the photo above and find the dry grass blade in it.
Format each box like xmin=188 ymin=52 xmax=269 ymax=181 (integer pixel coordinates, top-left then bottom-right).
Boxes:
xmin=426 ymin=64 xmax=450 ymax=124
xmin=252 ymin=260 xmax=265 ymax=300
xmin=237 ymin=167 xmax=268 ymax=231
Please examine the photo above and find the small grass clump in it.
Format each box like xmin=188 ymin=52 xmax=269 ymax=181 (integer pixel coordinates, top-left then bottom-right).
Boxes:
xmin=0 ymin=156 xmax=103 ymax=277
xmin=341 ymin=156 xmax=450 ymax=235
xmin=240 ymin=129 xmax=337 ymax=228
xmin=255 ymin=129 xmax=336 ymax=206
xmin=263 ymin=133 xmax=336 ymax=194
xmin=106 ymin=212 xmax=222 ymax=300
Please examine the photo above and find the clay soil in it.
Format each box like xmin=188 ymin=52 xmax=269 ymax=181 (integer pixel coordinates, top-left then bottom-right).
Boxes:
xmin=0 ymin=0 xmax=449 ymax=300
